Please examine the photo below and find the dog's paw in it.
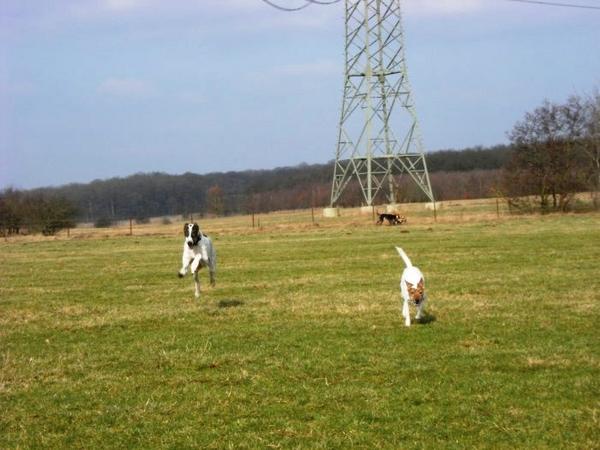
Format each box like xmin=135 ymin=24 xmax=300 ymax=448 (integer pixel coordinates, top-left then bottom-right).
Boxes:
xmin=194 ymin=291 xmax=201 ymax=299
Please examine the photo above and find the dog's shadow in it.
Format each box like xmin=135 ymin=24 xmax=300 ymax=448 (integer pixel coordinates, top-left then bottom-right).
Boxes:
xmin=417 ymin=313 xmax=437 ymax=325
xmin=217 ymin=299 xmax=245 ymax=309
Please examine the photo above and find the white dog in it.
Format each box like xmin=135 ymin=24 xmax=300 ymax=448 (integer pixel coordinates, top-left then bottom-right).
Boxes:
xmin=178 ymin=223 xmax=216 ymax=298
xmin=396 ymin=247 xmax=427 ymax=327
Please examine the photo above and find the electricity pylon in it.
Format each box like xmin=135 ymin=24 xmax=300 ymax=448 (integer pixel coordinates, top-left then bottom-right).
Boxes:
xmin=330 ymin=0 xmax=434 ymax=207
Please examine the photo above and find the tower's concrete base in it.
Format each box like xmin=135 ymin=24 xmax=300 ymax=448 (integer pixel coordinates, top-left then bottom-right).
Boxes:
xmin=322 ymin=207 xmax=339 ymax=218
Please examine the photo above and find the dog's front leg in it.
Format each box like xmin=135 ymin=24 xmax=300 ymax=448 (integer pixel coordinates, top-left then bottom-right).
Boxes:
xmin=193 ymin=271 xmax=201 ymax=298
xmin=415 ymin=297 xmax=427 ymax=321
xmin=178 ymin=252 xmax=192 ymax=278
xmin=200 ymin=243 xmax=209 ymax=263
xmin=190 ymin=254 xmax=203 ymax=274
xmin=402 ymin=298 xmax=411 ymax=327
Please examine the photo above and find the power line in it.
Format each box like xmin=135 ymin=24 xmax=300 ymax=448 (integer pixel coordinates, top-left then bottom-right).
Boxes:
xmin=259 ymin=0 xmax=311 ymax=12
xmin=307 ymin=0 xmax=343 ymax=4
xmin=261 ymin=0 xmax=600 ymax=12
xmin=506 ymin=0 xmax=600 ymax=10
xmin=259 ymin=0 xmax=342 ymax=11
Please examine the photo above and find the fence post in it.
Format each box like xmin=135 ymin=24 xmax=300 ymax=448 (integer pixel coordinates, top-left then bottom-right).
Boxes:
xmin=496 ymin=197 xmax=500 ymax=219
xmin=129 ymin=218 xmax=133 ymax=236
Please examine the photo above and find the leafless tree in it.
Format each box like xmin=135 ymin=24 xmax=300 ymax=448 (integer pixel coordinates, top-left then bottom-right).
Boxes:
xmin=207 ymin=185 xmax=224 ymax=216
xmin=504 ymin=96 xmax=589 ymax=212
xmin=583 ymin=90 xmax=600 ymax=207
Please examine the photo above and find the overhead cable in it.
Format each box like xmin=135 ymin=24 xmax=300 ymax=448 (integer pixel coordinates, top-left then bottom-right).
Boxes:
xmin=506 ymin=0 xmax=600 ymax=10
xmin=261 ymin=0 xmax=600 ymax=12
xmin=260 ymin=0 xmax=343 ymax=11
xmin=259 ymin=0 xmax=311 ymax=11
xmin=307 ymin=0 xmax=344 ymax=4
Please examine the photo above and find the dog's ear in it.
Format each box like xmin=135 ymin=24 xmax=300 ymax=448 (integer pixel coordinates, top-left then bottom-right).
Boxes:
xmin=184 ymin=223 xmax=189 ymax=236
xmin=192 ymin=223 xmax=199 ymax=235
xmin=418 ymin=279 xmax=424 ymax=289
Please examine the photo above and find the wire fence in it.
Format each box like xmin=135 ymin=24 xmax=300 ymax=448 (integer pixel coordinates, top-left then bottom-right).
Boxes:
xmin=3 ymin=191 xmax=599 ymax=241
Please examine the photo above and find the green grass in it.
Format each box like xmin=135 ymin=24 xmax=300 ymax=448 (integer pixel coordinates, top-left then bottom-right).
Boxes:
xmin=1 ymin=213 xmax=599 ymax=449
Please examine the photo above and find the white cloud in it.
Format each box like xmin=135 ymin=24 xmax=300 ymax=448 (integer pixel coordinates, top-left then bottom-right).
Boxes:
xmin=102 ymin=0 xmax=147 ymax=12
xmin=0 ymin=81 xmax=36 ymax=96
xmin=404 ymin=0 xmax=488 ymax=17
xmin=71 ymin=0 xmax=340 ymax=30
xmin=0 ymin=0 xmax=561 ymax=35
xmin=93 ymin=0 xmax=267 ymax=16
xmin=98 ymin=77 xmax=156 ymax=98
xmin=272 ymin=59 xmax=339 ymax=77
xmin=177 ymin=90 xmax=206 ymax=105
xmin=245 ymin=59 xmax=340 ymax=84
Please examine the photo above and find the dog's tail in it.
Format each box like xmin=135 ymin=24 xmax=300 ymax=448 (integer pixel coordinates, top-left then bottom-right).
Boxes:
xmin=395 ymin=246 xmax=413 ymax=268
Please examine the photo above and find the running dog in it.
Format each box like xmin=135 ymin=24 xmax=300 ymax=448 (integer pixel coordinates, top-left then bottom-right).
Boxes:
xmin=396 ymin=246 xmax=426 ymax=326
xmin=376 ymin=212 xmax=407 ymax=226
xmin=178 ymin=223 xmax=216 ymax=298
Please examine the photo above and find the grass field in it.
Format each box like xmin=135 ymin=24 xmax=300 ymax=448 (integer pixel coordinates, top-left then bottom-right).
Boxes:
xmin=1 ymin=203 xmax=599 ymax=449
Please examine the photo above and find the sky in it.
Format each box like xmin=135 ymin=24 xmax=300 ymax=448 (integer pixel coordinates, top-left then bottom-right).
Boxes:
xmin=1 ymin=0 xmax=599 ymax=189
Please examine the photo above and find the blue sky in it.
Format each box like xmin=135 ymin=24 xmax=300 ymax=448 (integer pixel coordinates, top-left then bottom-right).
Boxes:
xmin=1 ymin=0 xmax=599 ymax=189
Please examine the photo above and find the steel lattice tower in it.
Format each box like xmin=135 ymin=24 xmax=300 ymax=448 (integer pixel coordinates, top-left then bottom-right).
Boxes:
xmin=330 ymin=0 xmax=434 ymax=207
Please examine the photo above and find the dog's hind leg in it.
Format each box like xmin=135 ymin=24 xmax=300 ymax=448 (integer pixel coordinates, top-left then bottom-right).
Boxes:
xmin=209 ymin=264 xmax=216 ymax=287
xmin=208 ymin=250 xmax=217 ymax=287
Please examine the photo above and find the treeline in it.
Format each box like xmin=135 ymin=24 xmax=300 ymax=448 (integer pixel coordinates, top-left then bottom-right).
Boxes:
xmin=2 ymin=87 xmax=598 ymax=234
xmin=5 ymin=145 xmax=510 ymax=224
xmin=427 ymin=145 xmax=511 ymax=172
xmin=0 ymin=189 xmax=77 ymax=235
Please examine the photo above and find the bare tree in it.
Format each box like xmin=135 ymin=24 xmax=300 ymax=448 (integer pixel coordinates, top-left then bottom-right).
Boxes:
xmin=504 ymin=97 xmax=589 ymax=212
xmin=207 ymin=185 xmax=224 ymax=216
xmin=583 ymin=90 xmax=600 ymax=207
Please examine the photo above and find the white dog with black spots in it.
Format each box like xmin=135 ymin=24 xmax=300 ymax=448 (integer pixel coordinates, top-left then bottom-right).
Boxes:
xmin=178 ymin=223 xmax=216 ymax=298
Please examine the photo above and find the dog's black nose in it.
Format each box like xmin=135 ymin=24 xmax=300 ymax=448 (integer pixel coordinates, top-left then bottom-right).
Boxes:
xmin=187 ymin=242 xmax=194 ymax=248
